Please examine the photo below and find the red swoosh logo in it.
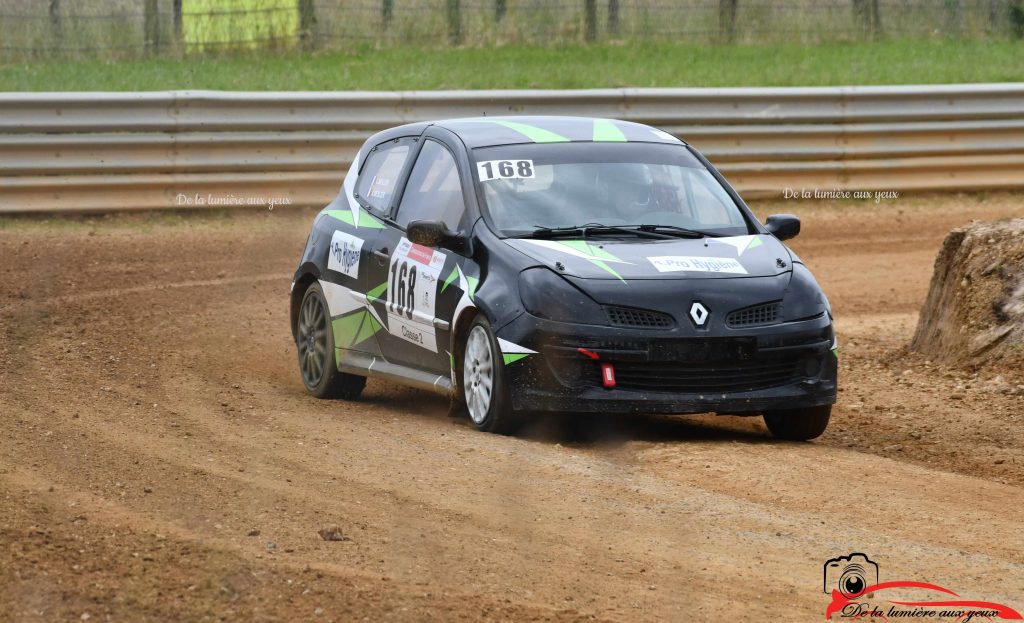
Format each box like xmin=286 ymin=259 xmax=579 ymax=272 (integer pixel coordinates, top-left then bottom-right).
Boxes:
xmin=826 ymin=581 xmax=1022 ymax=620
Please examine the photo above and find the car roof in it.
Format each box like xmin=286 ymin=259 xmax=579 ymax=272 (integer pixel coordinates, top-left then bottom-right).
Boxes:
xmin=433 ymin=116 xmax=687 ymax=149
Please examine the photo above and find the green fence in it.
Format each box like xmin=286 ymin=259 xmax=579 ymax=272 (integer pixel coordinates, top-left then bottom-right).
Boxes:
xmin=181 ymin=0 xmax=299 ymax=52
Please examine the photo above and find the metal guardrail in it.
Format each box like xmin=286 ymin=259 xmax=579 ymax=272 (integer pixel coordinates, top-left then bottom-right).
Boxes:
xmin=1 ymin=85 xmax=1023 ymax=213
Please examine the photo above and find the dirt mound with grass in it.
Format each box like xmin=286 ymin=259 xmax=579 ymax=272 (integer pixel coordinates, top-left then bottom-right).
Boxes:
xmin=911 ymin=218 xmax=1024 ymax=371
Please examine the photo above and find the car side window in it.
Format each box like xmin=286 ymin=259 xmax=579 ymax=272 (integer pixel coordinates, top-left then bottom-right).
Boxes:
xmin=355 ymin=140 xmax=412 ymax=213
xmin=395 ymin=141 xmax=467 ymax=232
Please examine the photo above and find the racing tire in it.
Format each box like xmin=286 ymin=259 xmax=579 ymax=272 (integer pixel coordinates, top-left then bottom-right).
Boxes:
xmin=462 ymin=316 xmax=519 ymax=434
xmin=762 ymin=405 xmax=831 ymax=441
xmin=297 ymin=282 xmax=366 ymax=400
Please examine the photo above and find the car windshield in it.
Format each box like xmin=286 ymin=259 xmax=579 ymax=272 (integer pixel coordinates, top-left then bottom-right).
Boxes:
xmin=473 ymin=142 xmax=751 ymax=238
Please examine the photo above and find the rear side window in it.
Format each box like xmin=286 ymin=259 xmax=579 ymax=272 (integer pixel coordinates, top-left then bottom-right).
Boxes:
xmin=355 ymin=140 xmax=412 ymax=212
xmin=395 ymin=140 xmax=467 ymax=232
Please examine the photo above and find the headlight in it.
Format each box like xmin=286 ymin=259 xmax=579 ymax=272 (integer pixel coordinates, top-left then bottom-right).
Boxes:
xmin=518 ymin=267 xmax=607 ymax=325
xmin=783 ymin=263 xmax=831 ymax=321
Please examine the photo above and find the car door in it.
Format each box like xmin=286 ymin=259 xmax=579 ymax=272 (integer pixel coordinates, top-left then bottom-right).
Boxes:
xmin=327 ymin=135 xmax=417 ymax=358
xmin=363 ymin=137 xmax=472 ymax=375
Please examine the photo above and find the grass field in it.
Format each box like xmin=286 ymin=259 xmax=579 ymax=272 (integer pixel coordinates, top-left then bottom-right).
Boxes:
xmin=2 ymin=39 xmax=1023 ymax=91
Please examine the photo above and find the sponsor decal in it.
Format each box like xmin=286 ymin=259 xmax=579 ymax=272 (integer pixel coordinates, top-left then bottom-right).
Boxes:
xmin=367 ymin=174 xmax=392 ymax=200
xmin=476 ymin=159 xmax=535 ymax=182
xmin=647 ymin=256 xmax=748 ymax=274
xmin=406 ymin=242 xmax=435 ymax=266
xmin=822 ymin=553 xmax=1021 ymax=621
xmin=327 ymin=230 xmax=364 ymax=279
xmin=386 ymin=237 xmax=448 ymax=352
xmin=400 ymin=325 xmax=424 ymax=344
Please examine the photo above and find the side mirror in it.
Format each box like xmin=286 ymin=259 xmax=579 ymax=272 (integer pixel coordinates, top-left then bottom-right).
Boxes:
xmin=764 ymin=214 xmax=801 ymax=241
xmin=407 ymin=220 xmax=465 ymax=250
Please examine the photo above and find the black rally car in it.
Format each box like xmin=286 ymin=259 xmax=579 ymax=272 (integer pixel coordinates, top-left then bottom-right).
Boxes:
xmin=291 ymin=116 xmax=837 ymax=439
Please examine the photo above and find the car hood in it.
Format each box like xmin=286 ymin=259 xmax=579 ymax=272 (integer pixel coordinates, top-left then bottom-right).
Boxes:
xmin=504 ymin=234 xmax=792 ymax=281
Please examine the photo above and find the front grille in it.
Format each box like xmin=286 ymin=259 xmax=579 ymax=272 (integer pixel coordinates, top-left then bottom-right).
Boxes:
xmin=543 ymin=335 xmax=817 ymax=393
xmin=604 ymin=306 xmax=675 ymax=329
xmin=726 ymin=301 xmax=782 ymax=328
xmin=605 ymin=359 xmax=800 ymax=393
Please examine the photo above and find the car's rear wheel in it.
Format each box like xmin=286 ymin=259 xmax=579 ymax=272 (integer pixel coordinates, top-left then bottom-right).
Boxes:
xmin=463 ymin=317 xmax=518 ymax=434
xmin=297 ymin=282 xmax=366 ymax=400
xmin=762 ymin=405 xmax=831 ymax=441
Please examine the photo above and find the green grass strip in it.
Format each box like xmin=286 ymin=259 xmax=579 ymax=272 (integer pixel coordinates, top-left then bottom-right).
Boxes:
xmin=4 ymin=41 xmax=1023 ymax=91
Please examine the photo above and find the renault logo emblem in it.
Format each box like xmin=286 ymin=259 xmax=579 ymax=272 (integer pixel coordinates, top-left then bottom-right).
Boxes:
xmin=689 ymin=302 xmax=709 ymax=326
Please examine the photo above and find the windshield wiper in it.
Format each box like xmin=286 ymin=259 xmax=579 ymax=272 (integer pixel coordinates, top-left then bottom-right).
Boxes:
xmin=514 ymin=223 xmax=672 ymax=240
xmin=633 ymin=224 xmax=717 ymax=238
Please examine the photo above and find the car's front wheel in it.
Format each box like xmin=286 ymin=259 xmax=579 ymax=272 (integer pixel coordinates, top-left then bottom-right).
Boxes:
xmin=762 ymin=405 xmax=831 ymax=441
xmin=297 ymin=282 xmax=366 ymax=400
xmin=462 ymin=317 xmax=518 ymax=434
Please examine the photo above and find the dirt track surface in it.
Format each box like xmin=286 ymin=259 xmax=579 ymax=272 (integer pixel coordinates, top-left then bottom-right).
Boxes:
xmin=2 ymin=193 xmax=1023 ymax=622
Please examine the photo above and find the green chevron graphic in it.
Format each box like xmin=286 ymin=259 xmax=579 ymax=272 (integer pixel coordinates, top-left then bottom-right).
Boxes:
xmin=554 ymin=240 xmax=627 ymax=282
xmin=441 ymin=267 xmax=459 ymax=293
xmin=331 ymin=309 xmax=383 ymax=358
xmin=324 ymin=208 xmax=386 ymax=229
xmin=366 ymin=281 xmax=388 ymax=304
xmin=592 ymin=119 xmax=627 ymax=142
xmin=490 ymin=120 xmax=570 ymax=143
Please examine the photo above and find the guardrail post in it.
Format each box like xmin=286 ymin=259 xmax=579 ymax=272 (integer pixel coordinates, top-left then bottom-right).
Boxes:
xmin=382 ymin=0 xmax=394 ymax=30
xmin=585 ymin=0 xmax=597 ymax=41
xmin=447 ymin=0 xmax=463 ymax=44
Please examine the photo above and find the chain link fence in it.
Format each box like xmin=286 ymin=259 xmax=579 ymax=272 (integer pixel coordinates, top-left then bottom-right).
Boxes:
xmin=1 ymin=0 xmax=1023 ymax=61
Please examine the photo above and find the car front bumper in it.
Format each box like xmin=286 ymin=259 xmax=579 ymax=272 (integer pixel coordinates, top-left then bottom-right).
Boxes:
xmin=495 ymin=311 xmax=838 ymax=415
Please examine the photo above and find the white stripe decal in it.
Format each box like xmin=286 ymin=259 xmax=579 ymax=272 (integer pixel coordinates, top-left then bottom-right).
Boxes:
xmin=319 ymin=280 xmax=364 ymax=317
xmin=517 ymin=239 xmax=631 ymax=264
xmin=497 ymin=338 xmax=537 ymax=355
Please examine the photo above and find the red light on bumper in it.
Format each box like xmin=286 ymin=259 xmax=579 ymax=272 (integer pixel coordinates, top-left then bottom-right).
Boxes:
xmin=601 ymin=363 xmax=616 ymax=389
